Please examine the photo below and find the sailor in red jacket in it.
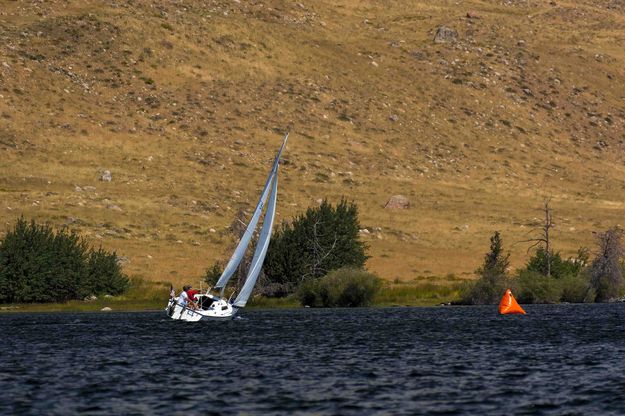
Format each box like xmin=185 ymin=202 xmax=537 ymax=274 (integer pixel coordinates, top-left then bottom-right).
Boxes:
xmin=186 ymin=287 xmax=200 ymax=309
xmin=186 ymin=288 xmax=199 ymax=300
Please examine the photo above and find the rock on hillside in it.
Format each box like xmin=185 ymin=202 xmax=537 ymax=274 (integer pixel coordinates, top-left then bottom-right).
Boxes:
xmin=385 ymin=195 xmax=410 ymax=209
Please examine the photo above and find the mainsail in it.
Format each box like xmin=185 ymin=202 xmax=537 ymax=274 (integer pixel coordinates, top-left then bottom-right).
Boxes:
xmin=233 ymin=173 xmax=278 ymax=307
xmin=213 ymin=133 xmax=288 ymax=295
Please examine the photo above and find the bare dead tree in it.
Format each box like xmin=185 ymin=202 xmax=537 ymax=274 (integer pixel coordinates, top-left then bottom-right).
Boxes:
xmin=589 ymin=227 xmax=624 ymax=302
xmin=517 ymin=198 xmax=555 ymax=277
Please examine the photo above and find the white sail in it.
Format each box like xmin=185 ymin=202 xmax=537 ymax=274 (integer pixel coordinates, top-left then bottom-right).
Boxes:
xmin=214 ymin=133 xmax=288 ymax=292
xmin=213 ymin=171 xmax=274 ymax=291
xmin=233 ymin=173 xmax=278 ymax=308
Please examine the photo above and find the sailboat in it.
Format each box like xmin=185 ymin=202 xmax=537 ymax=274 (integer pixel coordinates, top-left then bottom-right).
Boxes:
xmin=165 ymin=133 xmax=288 ymax=321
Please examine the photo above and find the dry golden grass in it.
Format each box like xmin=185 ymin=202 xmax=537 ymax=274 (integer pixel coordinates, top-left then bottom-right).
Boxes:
xmin=1 ymin=0 xmax=625 ymax=288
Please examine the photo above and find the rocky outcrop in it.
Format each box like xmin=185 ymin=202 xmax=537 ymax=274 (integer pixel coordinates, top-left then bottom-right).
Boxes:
xmin=384 ymin=195 xmax=410 ymax=209
xmin=100 ymin=170 xmax=112 ymax=182
xmin=434 ymin=26 xmax=458 ymax=43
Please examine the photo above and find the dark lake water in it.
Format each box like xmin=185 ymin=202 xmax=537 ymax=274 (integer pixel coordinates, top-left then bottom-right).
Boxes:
xmin=2 ymin=304 xmax=625 ymax=415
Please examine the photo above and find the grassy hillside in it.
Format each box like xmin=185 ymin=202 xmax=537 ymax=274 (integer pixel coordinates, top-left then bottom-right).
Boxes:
xmin=1 ymin=0 xmax=624 ymax=287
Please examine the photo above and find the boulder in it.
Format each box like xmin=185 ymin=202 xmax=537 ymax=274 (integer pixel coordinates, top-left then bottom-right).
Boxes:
xmin=100 ymin=170 xmax=112 ymax=182
xmin=384 ymin=195 xmax=410 ymax=209
xmin=434 ymin=26 xmax=458 ymax=43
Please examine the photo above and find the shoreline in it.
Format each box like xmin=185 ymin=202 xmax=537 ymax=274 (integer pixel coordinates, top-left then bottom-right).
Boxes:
xmin=4 ymin=299 xmax=623 ymax=314
xmin=0 ymin=299 xmax=454 ymax=314
xmin=0 ymin=278 xmax=465 ymax=313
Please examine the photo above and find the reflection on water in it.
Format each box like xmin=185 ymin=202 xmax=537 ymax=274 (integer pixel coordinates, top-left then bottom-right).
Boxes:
xmin=2 ymin=304 xmax=625 ymax=415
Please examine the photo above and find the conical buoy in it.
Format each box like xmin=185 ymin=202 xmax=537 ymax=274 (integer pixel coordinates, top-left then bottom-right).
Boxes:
xmin=499 ymin=289 xmax=526 ymax=315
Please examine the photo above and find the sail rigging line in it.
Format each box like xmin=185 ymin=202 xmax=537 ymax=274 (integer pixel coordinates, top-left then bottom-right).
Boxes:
xmin=213 ymin=132 xmax=289 ymax=295
xmin=233 ymin=172 xmax=278 ymax=307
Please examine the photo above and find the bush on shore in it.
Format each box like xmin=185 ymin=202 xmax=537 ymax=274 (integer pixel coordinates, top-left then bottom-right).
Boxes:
xmin=296 ymin=267 xmax=381 ymax=307
xmin=559 ymin=272 xmax=592 ymax=303
xmin=514 ymin=270 xmax=561 ymax=304
xmin=460 ymin=231 xmax=597 ymax=304
xmin=0 ymin=217 xmax=129 ymax=303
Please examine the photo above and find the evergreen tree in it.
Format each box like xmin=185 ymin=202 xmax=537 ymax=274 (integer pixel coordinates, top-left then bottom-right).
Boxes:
xmin=86 ymin=248 xmax=129 ymax=296
xmin=525 ymin=247 xmax=584 ymax=279
xmin=0 ymin=217 xmax=129 ymax=303
xmin=263 ymin=199 xmax=368 ymax=296
xmin=479 ymin=231 xmax=510 ymax=277
xmin=203 ymin=261 xmax=224 ymax=287
xmin=465 ymin=231 xmax=510 ymax=304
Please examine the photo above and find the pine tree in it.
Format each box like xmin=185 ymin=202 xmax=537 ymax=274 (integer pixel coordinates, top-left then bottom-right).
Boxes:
xmin=479 ymin=231 xmax=510 ymax=277
xmin=86 ymin=248 xmax=129 ymax=296
xmin=466 ymin=231 xmax=510 ymax=304
xmin=0 ymin=217 xmax=129 ymax=303
xmin=263 ymin=199 xmax=368 ymax=296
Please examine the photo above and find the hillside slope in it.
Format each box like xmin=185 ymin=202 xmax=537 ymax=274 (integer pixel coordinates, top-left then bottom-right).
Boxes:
xmin=1 ymin=0 xmax=624 ymax=284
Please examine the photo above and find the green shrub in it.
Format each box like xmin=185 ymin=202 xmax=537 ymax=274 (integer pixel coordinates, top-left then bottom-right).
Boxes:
xmin=509 ymin=268 xmax=591 ymax=304
xmin=461 ymin=273 xmax=510 ymax=305
xmin=296 ymin=267 xmax=381 ymax=307
xmin=297 ymin=279 xmax=319 ymax=307
xmin=559 ymin=272 xmax=591 ymax=303
xmin=515 ymin=270 xmax=561 ymax=304
xmin=375 ymin=281 xmax=464 ymax=306
xmin=512 ymin=246 xmax=592 ymax=304
xmin=0 ymin=217 xmax=129 ymax=303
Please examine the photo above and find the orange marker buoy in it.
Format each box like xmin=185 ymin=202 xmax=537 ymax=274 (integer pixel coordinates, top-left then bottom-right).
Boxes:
xmin=498 ymin=289 xmax=526 ymax=315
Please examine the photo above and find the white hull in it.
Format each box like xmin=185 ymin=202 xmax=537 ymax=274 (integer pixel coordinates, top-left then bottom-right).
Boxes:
xmin=165 ymin=297 xmax=237 ymax=321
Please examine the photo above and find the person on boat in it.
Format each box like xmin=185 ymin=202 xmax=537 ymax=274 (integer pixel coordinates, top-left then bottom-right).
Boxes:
xmin=177 ymin=285 xmax=198 ymax=310
xmin=186 ymin=287 xmax=201 ymax=309
xmin=186 ymin=287 xmax=200 ymax=302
